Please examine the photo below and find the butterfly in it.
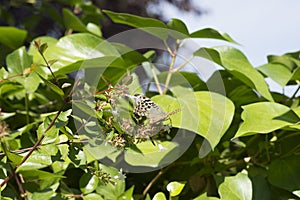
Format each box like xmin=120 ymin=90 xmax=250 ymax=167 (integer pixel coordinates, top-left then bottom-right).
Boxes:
xmin=126 ymin=94 xmax=179 ymax=124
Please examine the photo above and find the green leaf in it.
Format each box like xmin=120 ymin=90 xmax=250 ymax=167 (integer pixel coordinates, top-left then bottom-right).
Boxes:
xmin=17 ymin=151 xmax=52 ymax=171
xmin=30 ymin=33 xmax=120 ymax=73
xmin=153 ymin=192 xmax=167 ymax=200
xmin=118 ymin=186 xmax=134 ymax=200
xmin=53 ymin=56 xmax=124 ymax=76
xmin=39 ymin=43 xmax=48 ymax=54
xmin=20 ymin=169 xmax=65 ymax=180
xmin=156 ymin=71 xmax=207 ymax=91
xmin=167 ymin=18 xmax=189 ymax=38
xmin=103 ymin=10 xmax=169 ymax=40
xmin=103 ymin=10 xmax=166 ymax=28
xmin=235 ymin=102 xmax=300 ymax=137
xmin=267 ymin=51 xmax=300 ymax=71
xmin=37 ymin=123 xmax=59 ymax=144
xmin=37 ymin=73 xmax=64 ymax=97
xmin=80 ymin=173 xmax=99 ymax=194
xmin=248 ymin=166 xmax=271 ymax=200
xmin=86 ymin=23 xmax=102 ymax=37
xmin=219 ymin=172 xmax=252 ymax=200
xmin=193 ymin=193 xmax=219 ymax=200
xmin=190 ymin=28 xmax=237 ymax=43
xmin=153 ymin=89 xmax=235 ymax=149
xmin=73 ymin=100 xmax=98 ymax=118
xmin=0 ymin=112 xmax=15 ymax=121
xmin=83 ymin=193 xmax=104 ymax=200
xmin=5 ymin=47 xmax=40 ymax=93
xmin=29 ymin=190 xmax=55 ymax=200
xmin=6 ymin=151 xmax=23 ymax=165
xmin=258 ymin=63 xmax=292 ymax=87
xmin=258 ymin=51 xmax=300 ymax=86
xmin=96 ymin=181 xmax=125 ymax=200
xmin=124 ymin=140 xmax=185 ymax=168
xmin=268 ymin=156 xmax=300 ymax=192
xmin=166 ymin=181 xmax=186 ymax=197
xmin=194 ymin=46 xmax=273 ymax=101
xmin=0 ymin=27 xmax=27 ymax=49
xmin=24 ymin=72 xmax=41 ymax=93
xmin=6 ymin=46 xmax=33 ymax=75
xmin=63 ymin=8 xmax=87 ymax=32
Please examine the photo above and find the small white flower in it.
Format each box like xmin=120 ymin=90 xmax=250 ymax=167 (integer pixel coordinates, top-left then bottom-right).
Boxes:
xmin=113 ymin=168 xmax=126 ymax=181
xmin=158 ymin=143 xmax=167 ymax=152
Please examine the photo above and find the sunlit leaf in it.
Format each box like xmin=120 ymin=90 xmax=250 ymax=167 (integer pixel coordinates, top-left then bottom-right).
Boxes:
xmin=80 ymin=173 xmax=99 ymax=194
xmin=194 ymin=46 xmax=273 ymax=101
xmin=235 ymin=102 xmax=300 ymax=137
xmin=166 ymin=181 xmax=186 ymax=197
xmin=190 ymin=28 xmax=237 ymax=43
xmin=219 ymin=172 xmax=252 ymax=200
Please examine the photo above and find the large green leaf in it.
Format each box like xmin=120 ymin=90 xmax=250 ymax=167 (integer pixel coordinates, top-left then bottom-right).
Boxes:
xmin=103 ymin=10 xmax=176 ymax=40
xmin=20 ymin=169 xmax=65 ymax=180
xmin=268 ymin=156 xmax=300 ymax=192
xmin=124 ymin=140 xmax=184 ymax=168
xmin=5 ymin=46 xmax=41 ymax=93
xmin=190 ymin=28 xmax=237 ymax=43
xmin=194 ymin=46 xmax=273 ymax=101
xmin=258 ymin=51 xmax=300 ymax=86
xmin=103 ymin=10 xmax=166 ymax=29
xmin=0 ymin=27 xmax=27 ymax=49
xmin=6 ymin=46 xmax=33 ymax=75
xmin=153 ymin=89 xmax=235 ymax=149
xmin=17 ymin=151 xmax=52 ymax=171
xmin=29 ymin=33 xmax=121 ymax=72
xmin=258 ymin=63 xmax=292 ymax=87
xmin=219 ymin=172 xmax=252 ymax=200
xmin=235 ymin=102 xmax=300 ymax=137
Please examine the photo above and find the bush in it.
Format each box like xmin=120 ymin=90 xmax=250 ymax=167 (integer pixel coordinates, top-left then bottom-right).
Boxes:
xmin=0 ymin=5 xmax=300 ymax=200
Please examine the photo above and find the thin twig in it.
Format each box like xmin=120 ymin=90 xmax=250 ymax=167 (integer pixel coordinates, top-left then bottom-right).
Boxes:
xmin=13 ymin=169 xmax=27 ymax=199
xmin=34 ymin=41 xmax=59 ymax=86
xmin=291 ymin=80 xmax=300 ymax=99
xmin=142 ymin=163 xmax=175 ymax=198
xmin=172 ymin=56 xmax=194 ymax=73
xmin=150 ymin=63 xmax=163 ymax=95
xmin=163 ymin=49 xmax=177 ymax=94
xmin=0 ymin=71 xmax=32 ymax=83
xmin=163 ymin=39 xmax=182 ymax=94
xmin=0 ymin=80 xmax=79 ymax=187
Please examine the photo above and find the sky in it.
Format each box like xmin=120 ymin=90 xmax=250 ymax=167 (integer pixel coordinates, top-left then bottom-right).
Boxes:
xmin=149 ymin=0 xmax=300 ymax=94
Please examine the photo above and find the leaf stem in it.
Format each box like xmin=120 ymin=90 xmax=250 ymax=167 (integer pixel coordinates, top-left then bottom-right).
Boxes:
xmin=172 ymin=55 xmax=194 ymax=73
xmin=163 ymin=42 xmax=178 ymax=94
xmin=150 ymin=63 xmax=163 ymax=95
xmin=25 ymin=93 xmax=30 ymax=125
xmin=291 ymin=80 xmax=300 ymax=99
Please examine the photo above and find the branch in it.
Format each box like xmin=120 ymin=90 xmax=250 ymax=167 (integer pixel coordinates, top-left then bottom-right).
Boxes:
xmin=0 ymin=80 xmax=79 ymax=187
xmin=142 ymin=163 xmax=175 ymax=198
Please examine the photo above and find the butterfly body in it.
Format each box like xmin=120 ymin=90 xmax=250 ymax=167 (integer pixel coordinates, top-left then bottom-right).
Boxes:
xmin=127 ymin=94 xmax=167 ymax=124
